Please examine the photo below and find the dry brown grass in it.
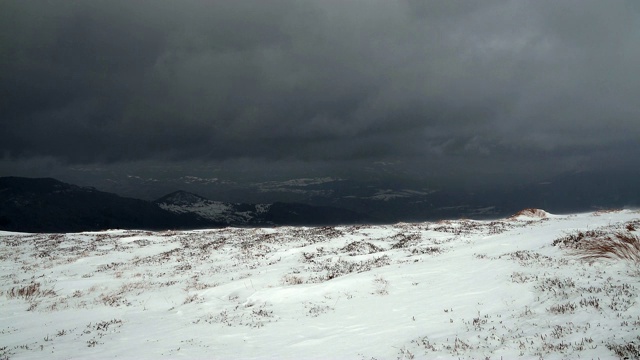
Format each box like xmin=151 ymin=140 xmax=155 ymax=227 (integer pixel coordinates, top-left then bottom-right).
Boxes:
xmin=577 ymin=232 xmax=640 ymax=266
xmin=5 ymin=282 xmax=56 ymax=300
xmin=592 ymin=208 xmax=623 ymax=216
xmin=509 ymin=208 xmax=548 ymax=220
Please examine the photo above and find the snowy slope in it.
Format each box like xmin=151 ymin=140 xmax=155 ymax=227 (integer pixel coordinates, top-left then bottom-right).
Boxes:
xmin=155 ymin=190 xmax=271 ymax=225
xmin=1 ymin=210 xmax=639 ymax=359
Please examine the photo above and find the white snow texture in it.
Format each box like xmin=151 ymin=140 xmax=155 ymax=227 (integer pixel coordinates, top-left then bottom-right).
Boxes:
xmin=1 ymin=209 xmax=640 ymax=359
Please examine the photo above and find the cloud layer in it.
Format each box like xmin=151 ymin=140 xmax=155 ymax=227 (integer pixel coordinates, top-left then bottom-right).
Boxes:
xmin=2 ymin=0 xmax=639 ymax=184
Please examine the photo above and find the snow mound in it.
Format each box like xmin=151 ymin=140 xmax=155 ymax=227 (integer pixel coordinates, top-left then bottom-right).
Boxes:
xmin=509 ymin=208 xmax=550 ymax=221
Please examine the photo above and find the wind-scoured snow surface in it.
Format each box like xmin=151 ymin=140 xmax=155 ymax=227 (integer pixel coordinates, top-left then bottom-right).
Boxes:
xmin=2 ymin=210 xmax=640 ymax=359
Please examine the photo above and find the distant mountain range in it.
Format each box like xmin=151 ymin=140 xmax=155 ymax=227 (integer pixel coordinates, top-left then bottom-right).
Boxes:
xmin=0 ymin=177 xmax=369 ymax=233
xmin=0 ymin=177 xmax=213 ymax=233
xmin=2 ymin=169 xmax=639 ymax=233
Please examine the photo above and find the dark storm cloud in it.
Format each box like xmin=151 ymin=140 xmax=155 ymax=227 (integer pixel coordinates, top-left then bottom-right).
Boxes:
xmin=1 ymin=0 xmax=639 ymax=181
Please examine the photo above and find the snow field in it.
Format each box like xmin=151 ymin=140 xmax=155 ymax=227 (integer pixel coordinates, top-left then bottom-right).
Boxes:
xmin=1 ymin=210 xmax=639 ymax=359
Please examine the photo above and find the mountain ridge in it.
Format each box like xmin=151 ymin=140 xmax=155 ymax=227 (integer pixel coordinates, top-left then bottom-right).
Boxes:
xmin=0 ymin=177 xmax=371 ymax=233
xmin=0 ymin=177 xmax=217 ymax=233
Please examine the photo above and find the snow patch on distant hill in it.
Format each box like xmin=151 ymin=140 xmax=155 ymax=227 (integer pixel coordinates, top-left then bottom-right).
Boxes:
xmin=349 ymin=189 xmax=435 ymax=201
xmin=156 ymin=190 xmax=270 ymax=224
xmin=179 ymin=176 xmax=220 ymax=185
xmin=277 ymin=177 xmax=341 ymax=187
xmin=254 ymin=177 xmax=341 ymax=195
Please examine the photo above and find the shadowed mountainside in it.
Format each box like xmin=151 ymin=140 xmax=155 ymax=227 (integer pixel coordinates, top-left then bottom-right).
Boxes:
xmin=0 ymin=177 xmax=220 ymax=233
xmin=0 ymin=177 xmax=371 ymax=233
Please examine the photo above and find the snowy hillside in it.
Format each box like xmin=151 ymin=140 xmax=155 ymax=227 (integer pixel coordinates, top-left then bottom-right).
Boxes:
xmin=1 ymin=210 xmax=640 ymax=359
xmin=155 ymin=190 xmax=270 ymax=225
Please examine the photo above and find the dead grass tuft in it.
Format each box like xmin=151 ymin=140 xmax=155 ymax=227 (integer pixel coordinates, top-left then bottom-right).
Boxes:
xmin=509 ymin=208 xmax=548 ymax=219
xmin=576 ymin=232 xmax=640 ymax=267
xmin=6 ymin=282 xmax=56 ymax=300
xmin=282 ymin=274 xmax=304 ymax=285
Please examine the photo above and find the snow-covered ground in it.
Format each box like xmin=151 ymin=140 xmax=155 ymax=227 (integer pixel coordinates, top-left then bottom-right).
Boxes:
xmin=1 ymin=210 xmax=639 ymax=359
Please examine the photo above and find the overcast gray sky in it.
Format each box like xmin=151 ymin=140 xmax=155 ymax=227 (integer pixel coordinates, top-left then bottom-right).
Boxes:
xmin=2 ymin=0 xmax=639 ymax=193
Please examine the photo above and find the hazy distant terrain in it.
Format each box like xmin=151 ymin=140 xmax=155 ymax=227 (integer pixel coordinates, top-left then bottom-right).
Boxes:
xmin=155 ymin=190 xmax=369 ymax=227
xmin=2 ymin=209 xmax=639 ymax=359
xmin=0 ymin=177 xmax=370 ymax=233
xmin=2 ymin=175 xmax=639 ymax=233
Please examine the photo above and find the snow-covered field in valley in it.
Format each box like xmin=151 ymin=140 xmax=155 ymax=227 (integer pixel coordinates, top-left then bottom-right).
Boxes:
xmin=1 ymin=209 xmax=639 ymax=359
